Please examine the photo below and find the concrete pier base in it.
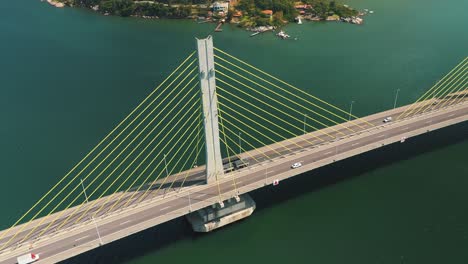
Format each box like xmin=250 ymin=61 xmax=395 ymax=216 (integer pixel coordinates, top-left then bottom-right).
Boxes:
xmin=186 ymin=194 xmax=256 ymax=232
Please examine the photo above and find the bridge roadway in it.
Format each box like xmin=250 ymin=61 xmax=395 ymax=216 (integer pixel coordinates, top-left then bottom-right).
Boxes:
xmin=0 ymin=101 xmax=467 ymax=263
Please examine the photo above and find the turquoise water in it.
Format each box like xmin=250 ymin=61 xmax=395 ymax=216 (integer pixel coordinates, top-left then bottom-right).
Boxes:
xmin=0 ymin=0 xmax=467 ymax=263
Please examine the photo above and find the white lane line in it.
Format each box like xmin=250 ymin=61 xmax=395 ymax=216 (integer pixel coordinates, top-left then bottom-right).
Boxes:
xmin=425 ymin=120 xmax=432 ymax=124
xmin=401 ymin=127 xmax=409 ymax=131
xmin=448 ymin=114 xmax=455 ymax=117
xmin=119 ymin=220 xmax=132 ymax=226
xmin=75 ymin=235 xmax=90 ymax=242
xmin=160 ymin=206 xmax=171 ymax=211
xmin=324 ymin=151 xmax=333 ymax=155
xmin=352 ymin=142 xmax=360 ymax=146
xmin=196 ymin=193 xmax=208 ymax=198
xmin=377 ymin=134 xmax=386 ymax=138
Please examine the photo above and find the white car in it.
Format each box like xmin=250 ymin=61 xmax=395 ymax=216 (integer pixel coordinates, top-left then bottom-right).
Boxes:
xmin=291 ymin=162 xmax=302 ymax=169
xmin=383 ymin=116 xmax=392 ymax=123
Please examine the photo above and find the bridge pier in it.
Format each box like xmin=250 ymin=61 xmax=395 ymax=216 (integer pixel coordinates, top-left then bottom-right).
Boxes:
xmin=186 ymin=194 xmax=256 ymax=232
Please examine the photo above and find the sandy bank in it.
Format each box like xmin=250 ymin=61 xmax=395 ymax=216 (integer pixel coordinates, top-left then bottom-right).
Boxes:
xmin=46 ymin=0 xmax=65 ymax=8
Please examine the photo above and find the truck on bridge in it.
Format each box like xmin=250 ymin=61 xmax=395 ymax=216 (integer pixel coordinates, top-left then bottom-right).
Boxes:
xmin=222 ymin=156 xmax=249 ymax=173
xmin=17 ymin=253 xmax=40 ymax=264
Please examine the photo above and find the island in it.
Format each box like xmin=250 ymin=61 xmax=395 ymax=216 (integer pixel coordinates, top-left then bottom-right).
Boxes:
xmin=48 ymin=0 xmax=366 ymax=28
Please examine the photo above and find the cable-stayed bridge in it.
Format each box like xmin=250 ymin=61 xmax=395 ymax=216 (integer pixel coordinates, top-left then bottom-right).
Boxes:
xmin=0 ymin=37 xmax=467 ymax=264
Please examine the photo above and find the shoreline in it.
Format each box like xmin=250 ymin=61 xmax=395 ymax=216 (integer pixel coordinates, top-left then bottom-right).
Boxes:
xmin=42 ymin=0 xmax=369 ymax=30
xmin=46 ymin=0 xmax=65 ymax=8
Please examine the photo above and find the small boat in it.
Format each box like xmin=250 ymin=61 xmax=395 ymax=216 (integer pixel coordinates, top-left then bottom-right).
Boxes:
xmin=369 ymin=10 xmax=374 ymax=14
xmin=250 ymin=32 xmax=260 ymax=37
xmin=296 ymin=16 xmax=303 ymax=24
xmin=276 ymin=30 xmax=290 ymax=39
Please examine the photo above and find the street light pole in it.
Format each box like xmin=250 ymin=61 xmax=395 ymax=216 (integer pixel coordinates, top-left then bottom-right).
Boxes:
xmin=164 ymin=154 xmax=169 ymax=177
xmin=303 ymin=114 xmax=307 ymax=135
xmin=393 ymin=88 xmax=400 ymax=109
xmin=80 ymin=179 xmax=103 ymax=246
xmin=238 ymin=132 xmax=242 ymax=155
xmin=163 ymin=154 xmax=170 ymax=195
xmin=81 ymin=179 xmax=89 ymax=203
xmin=349 ymin=101 xmax=354 ymax=121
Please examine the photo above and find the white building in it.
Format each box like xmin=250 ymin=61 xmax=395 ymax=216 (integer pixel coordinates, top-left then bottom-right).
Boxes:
xmin=212 ymin=1 xmax=229 ymax=13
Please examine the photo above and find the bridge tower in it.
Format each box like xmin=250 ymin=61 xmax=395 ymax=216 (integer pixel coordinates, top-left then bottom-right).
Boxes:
xmin=196 ymin=36 xmax=224 ymax=184
xmin=188 ymin=36 xmax=256 ymax=232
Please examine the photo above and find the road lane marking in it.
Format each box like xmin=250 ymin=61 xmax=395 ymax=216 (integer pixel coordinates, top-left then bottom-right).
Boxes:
xmin=448 ymin=114 xmax=455 ymax=117
xmin=324 ymin=151 xmax=333 ymax=155
xmin=75 ymin=235 xmax=90 ymax=242
xmin=160 ymin=206 xmax=171 ymax=211
xmin=196 ymin=193 xmax=208 ymax=198
xmin=352 ymin=142 xmax=360 ymax=146
xmin=119 ymin=220 xmax=132 ymax=226
xmin=401 ymin=127 xmax=409 ymax=131
xmin=377 ymin=134 xmax=386 ymax=138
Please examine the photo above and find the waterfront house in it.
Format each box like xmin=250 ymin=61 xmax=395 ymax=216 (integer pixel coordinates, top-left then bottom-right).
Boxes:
xmin=294 ymin=3 xmax=312 ymax=15
xmin=261 ymin=10 xmax=273 ymax=16
xmin=212 ymin=1 xmax=229 ymax=13
xmin=231 ymin=10 xmax=242 ymax=23
xmin=233 ymin=11 xmax=242 ymax=17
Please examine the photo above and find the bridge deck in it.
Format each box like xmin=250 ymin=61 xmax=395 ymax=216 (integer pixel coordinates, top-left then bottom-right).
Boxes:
xmin=0 ymin=100 xmax=467 ymax=264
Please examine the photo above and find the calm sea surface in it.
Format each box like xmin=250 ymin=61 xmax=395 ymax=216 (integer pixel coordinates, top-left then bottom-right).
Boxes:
xmin=0 ymin=0 xmax=467 ymax=263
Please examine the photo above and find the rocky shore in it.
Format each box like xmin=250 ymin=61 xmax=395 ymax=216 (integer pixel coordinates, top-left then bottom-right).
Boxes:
xmin=41 ymin=0 xmax=372 ymax=30
xmin=45 ymin=0 xmax=65 ymax=8
xmin=246 ymin=25 xmax=275 ymax=32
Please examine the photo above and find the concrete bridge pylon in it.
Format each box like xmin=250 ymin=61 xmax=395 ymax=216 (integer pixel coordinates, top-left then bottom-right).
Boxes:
xmin=196 ymin=36 xmax=224 ymax=184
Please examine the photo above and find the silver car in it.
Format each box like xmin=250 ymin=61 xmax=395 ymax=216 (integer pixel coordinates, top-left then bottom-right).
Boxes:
xmin=291 ymin=162 xmax=302 ymax=169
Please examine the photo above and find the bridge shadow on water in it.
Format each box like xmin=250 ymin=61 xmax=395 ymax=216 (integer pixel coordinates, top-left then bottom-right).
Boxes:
xmin=61 ymin=122 xmax=467 ymax=264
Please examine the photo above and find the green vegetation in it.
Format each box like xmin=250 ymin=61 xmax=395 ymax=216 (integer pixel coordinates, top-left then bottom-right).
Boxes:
xmin=234 ymin=0 xmax=358 ymax=28
xmin=59 ymin=0 xmax=193 ymax=18
xmin=133 ymin=3 xmax=192 ymax=18
xmin=305 ymin=0 xmax=358 ymax=19
xmin=236 ymin=0 xmax=297 ymax=27
xmin=56 ymin=0 xmax=358 ymax=26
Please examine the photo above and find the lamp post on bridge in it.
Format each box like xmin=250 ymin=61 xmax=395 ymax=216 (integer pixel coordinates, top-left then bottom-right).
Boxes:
xmin=393 ymin=88 xmax=401 ymax=109
xmin=349 ymin=101 xmax=355 ymax=121
xmin=238 ymin=132 xmax=242 ymax=155
xmin=80 ymin=179 xmax=103 ymax=246
xmin=164 ymin=154 xmax=169 ymax=177
xmin=303 ymin=114 xmax=307 ymax=135
xmin=163 ymin=154 xmax=170 ymax=196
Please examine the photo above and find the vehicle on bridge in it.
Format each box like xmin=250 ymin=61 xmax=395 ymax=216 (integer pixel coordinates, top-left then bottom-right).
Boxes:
xmin=222 ymin=156 xmax=249 ymax=173
xmin=383 ymin=116 xmax=393 ymax=123
xmin=17 ymin=253 xmax=40 ymax=264
xmin=291 ymin=162 xmax=302 ymax=169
